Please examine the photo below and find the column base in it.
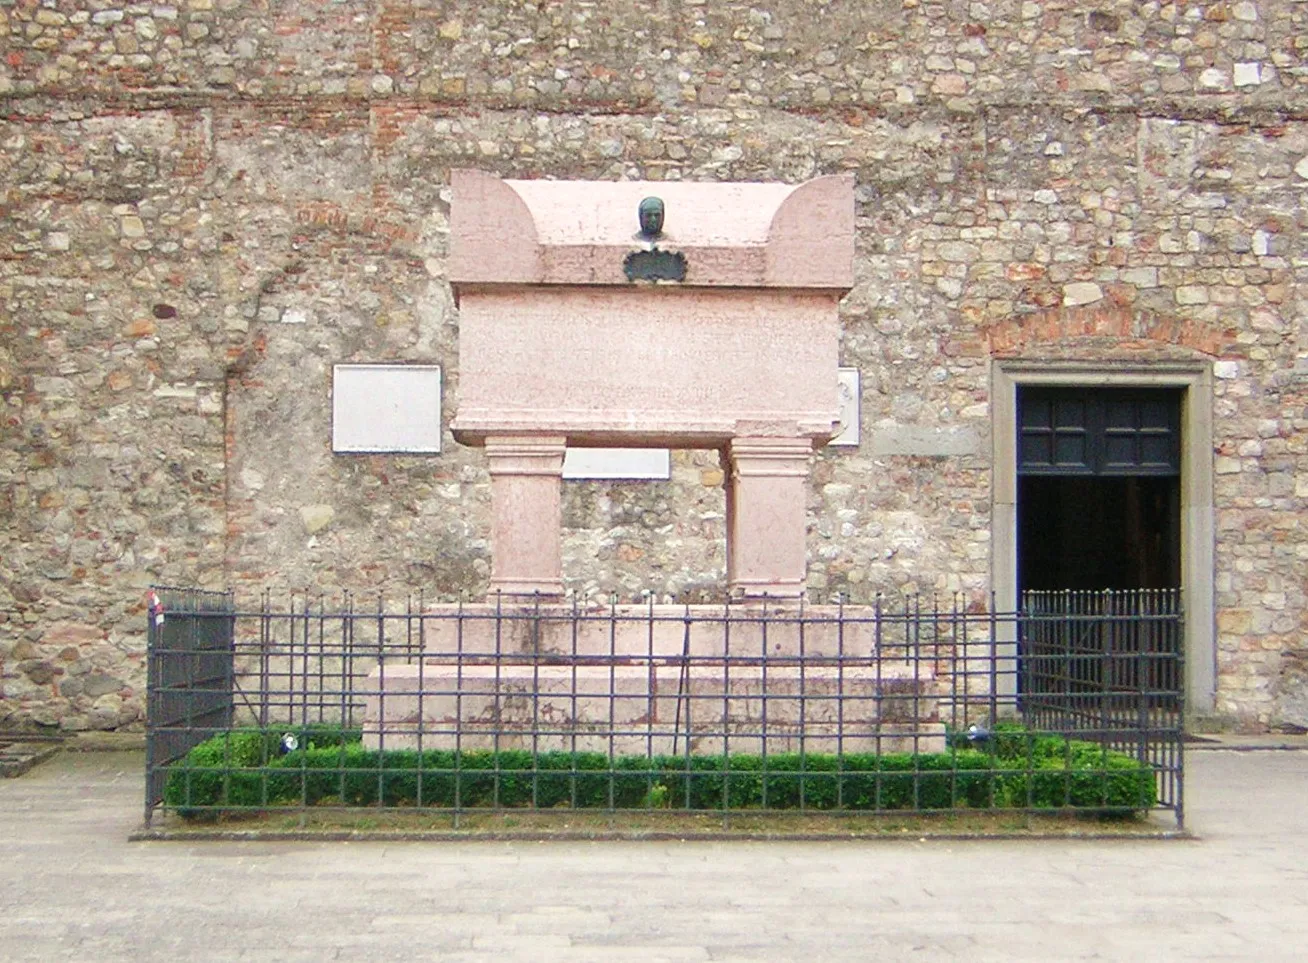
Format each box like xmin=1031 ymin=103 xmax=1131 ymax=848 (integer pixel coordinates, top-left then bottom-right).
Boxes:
xmin=487 ymin=578 xmax=566 ymax=599
xmin=729 ymin=576 xmax=807 ymax=600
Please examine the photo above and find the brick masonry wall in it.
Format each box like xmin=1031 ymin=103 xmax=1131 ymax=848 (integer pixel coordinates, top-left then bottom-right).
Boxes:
xmin=1 ymin=0 xmax=1306 ymax=731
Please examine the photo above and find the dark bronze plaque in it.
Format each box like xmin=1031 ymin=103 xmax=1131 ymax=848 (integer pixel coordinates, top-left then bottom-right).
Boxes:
xmin=623 ymin=248 xmax=687 ymax=283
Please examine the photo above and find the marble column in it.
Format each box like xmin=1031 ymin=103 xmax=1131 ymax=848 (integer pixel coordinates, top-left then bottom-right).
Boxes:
xmin=724 ymin=436 xmax=812 ymax=598
xmin=484 ymin=434 xmax=567 ymax=597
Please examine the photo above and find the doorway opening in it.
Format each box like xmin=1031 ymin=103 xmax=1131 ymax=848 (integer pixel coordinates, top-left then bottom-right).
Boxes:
xmin=1016 ymin=387 xmax=1182 ymax=594
xmin=1019 ymin=476 xmax=1180 ymax=590
xmin=992 ymin=363 xmax=1215 ymax=718
xmin=1015 ymin=385 xmax=1185 ymax=717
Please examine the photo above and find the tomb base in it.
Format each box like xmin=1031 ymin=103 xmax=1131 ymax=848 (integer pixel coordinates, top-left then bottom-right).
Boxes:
xmin=362 ymin=602 xmax=946 ymax=756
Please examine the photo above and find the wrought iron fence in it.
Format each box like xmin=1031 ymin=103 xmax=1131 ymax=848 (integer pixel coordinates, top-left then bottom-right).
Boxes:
xmin=144 ymin=587 xmax=235 ymax=811
xmin=144 ymin=587 xmax=1183 ymax=830
xmin=1021 ymin=589 xmax=1182 ymax=727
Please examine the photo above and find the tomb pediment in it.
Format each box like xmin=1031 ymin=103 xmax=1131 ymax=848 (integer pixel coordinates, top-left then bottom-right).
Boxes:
xmin=449 ymin=170 xmax=854 ymax=290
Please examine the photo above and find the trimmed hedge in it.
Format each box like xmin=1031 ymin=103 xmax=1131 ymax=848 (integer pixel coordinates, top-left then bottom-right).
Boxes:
xmin=163 ymin=728 xmax=1157 ymax=817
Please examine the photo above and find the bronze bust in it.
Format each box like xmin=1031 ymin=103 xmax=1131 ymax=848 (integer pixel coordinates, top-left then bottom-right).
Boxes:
xmin=637 ymin=196 xmax=665 ymax=239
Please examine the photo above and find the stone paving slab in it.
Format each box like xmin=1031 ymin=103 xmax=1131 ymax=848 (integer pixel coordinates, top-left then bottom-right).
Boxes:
xmin=2 ymin=750 xmax=1307 ymax=961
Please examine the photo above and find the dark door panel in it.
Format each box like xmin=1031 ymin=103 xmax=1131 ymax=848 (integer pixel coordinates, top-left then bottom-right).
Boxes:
xmin=1018 ymin=387 xmax=1181 ymax=477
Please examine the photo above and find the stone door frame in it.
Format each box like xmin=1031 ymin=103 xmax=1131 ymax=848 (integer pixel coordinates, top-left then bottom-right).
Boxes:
xmin=991 ymin=360 xmax=1216 ymax=718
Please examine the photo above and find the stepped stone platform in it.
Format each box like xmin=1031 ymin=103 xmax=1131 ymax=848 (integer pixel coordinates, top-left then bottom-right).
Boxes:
xmin=0 ymin=734 xmax=63 ymax=778
xmin=363 ymin=603 xmax=946 ymax=756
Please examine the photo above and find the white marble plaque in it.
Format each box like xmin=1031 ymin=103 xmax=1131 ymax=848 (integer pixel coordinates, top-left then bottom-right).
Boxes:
xmin=563 ymin=448 xmax=671 ymax=480
xmin=831 ymin=367 xmax=861 ymax=447
xmin=870 ymin=425 xmax=982 ymax=457
xmin=332 ymin=364 xmax=442 ymax=453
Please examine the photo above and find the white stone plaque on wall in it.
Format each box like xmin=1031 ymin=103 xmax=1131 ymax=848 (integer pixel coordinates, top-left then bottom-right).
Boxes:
xmin=562 ymin=448 xmax=671 ymax=480
xmin=830 ymin=367 xmax=861 ymax=447
xmin=332 ymin=364 xmax=442 ymax=453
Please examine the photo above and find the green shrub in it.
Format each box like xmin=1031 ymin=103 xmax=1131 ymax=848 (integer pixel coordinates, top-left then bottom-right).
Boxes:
xmin=162 ymin=727 xmax=1156 ymax=817
xmin=162 ymin=730 xmax=277 ymax=814
xmin=1014 ymin=748 xmax=1156 ymax=812
xmin=292 ymin=724 xmax=365 ymax=752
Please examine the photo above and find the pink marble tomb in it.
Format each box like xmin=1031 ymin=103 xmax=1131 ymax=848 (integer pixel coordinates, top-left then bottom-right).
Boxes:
xmin=364 ymin=172 xmax=945 ymax=753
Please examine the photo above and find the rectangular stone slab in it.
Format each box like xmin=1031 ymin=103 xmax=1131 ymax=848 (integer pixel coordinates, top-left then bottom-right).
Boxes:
xmin=362 ymin=662 xmax=945 ymax=756
xmin=451 ymin=287 xmax=842 ymax=447
xmin=394 ymin=602 xmax=932 ymax=661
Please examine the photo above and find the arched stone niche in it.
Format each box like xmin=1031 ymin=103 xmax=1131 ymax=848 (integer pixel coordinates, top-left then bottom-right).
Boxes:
xmin=449 ymin=170 xmax=854 ymax=599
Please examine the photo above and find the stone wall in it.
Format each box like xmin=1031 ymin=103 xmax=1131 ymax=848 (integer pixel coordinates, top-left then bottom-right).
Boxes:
xmin=2 ymin=0 xmax=1306 ymax=731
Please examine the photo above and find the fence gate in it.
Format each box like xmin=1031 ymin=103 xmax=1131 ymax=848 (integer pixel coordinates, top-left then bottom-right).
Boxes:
xmin=145 ymin=587 xmax=236 ymax=822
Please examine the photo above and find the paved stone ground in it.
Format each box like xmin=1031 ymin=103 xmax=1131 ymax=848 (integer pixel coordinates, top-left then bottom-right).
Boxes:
xmin=2 ymin=748 xmax=1306 ymax=962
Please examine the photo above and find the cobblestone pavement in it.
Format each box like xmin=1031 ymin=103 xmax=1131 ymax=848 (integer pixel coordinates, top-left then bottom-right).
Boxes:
xmin=2 ymin=748 xmax=1306 ymax=962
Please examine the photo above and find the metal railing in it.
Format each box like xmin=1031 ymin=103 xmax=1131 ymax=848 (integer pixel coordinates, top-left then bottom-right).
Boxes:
xmin=144 ymin=587 xmax=1183 ymax=829
xmin=1019 ymin=588 xmax=1183 ymax=817
xmin=144 ymin=587 xmax=235 ymax=811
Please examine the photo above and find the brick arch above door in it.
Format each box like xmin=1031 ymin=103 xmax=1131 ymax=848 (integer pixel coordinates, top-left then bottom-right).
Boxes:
xmin=985 ymin=304 xmax=1228 ymax=359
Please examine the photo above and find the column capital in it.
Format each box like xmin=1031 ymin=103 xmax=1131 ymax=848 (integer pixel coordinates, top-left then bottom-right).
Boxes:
xmin=727 ymin=436 xmax=813 ymax=478
xmin=484 ymin=434 xmax=567 ymax=477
